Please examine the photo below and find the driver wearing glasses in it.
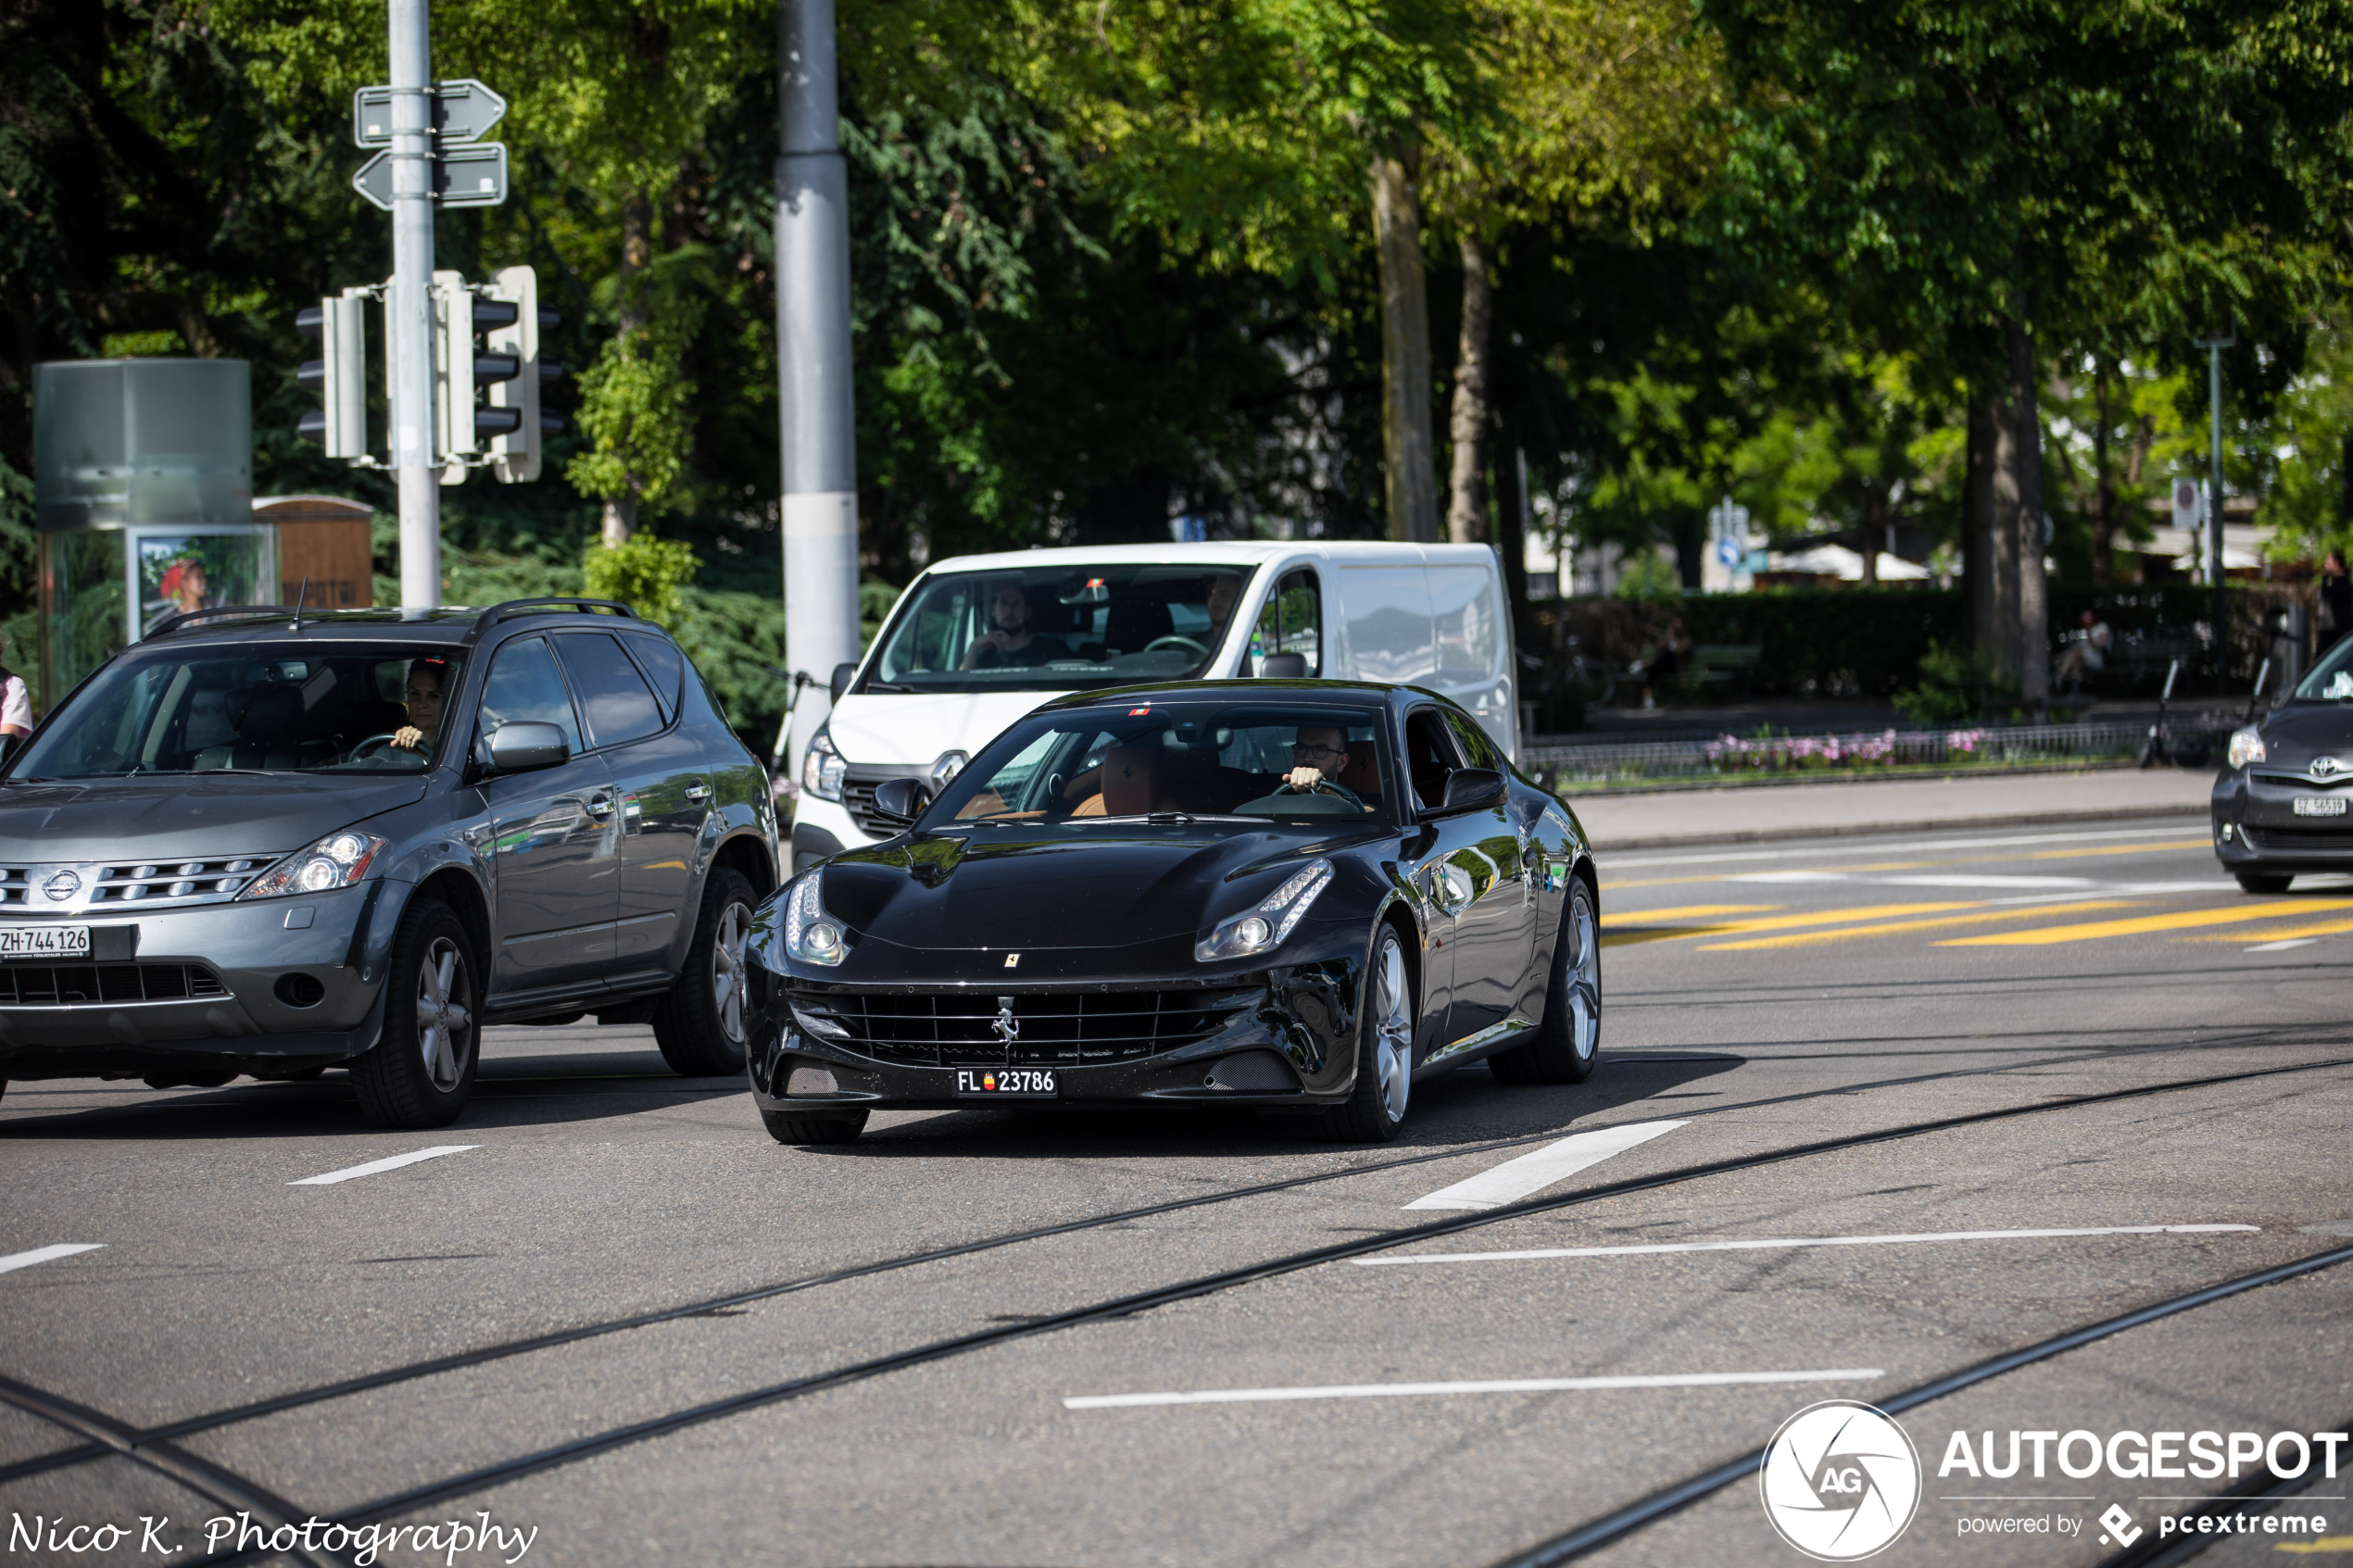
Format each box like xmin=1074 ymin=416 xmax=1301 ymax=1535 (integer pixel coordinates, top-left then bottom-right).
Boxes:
xmin=1284 ymin=725 xmax=1349 ymax=790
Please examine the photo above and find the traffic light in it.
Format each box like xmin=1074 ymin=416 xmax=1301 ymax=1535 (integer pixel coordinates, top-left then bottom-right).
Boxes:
xmin=296 ymin=292 xmax=368 ymax=459
xmin=484 ymin=265 xmax=561 ymax=484
xmin=432 ymin=268 xmax=560 ymax=484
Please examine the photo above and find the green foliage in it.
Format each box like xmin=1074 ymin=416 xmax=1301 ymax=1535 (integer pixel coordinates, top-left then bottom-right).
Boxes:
xmin=1611 ymin=551 xmax=1684 ymax=599
xmin=582 ymin=532 xmax=699 ymax=627
xmin=1894 ymin=641 xmax=2009 ymax=725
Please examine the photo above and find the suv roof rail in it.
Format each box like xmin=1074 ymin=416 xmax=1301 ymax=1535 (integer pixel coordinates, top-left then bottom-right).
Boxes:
xmin=142 ymin=606 xmax=305 ymax=639
xmin=471 ymin=597 xmax=640 ymax=636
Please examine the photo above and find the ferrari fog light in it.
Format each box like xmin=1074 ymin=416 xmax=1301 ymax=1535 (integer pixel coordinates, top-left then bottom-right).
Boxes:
xmin=238 ymin=832 xmax=390 ymax=900
xmin=1196 ymin=859 xmax=1336 ymax=961
xmin=2228 ymin=727 xmax=2266 ymax=769
xmin=783 ymin=872 xmax=849 ymax=966
xmin=786 ymin=1066 xmax=839 ymax=1097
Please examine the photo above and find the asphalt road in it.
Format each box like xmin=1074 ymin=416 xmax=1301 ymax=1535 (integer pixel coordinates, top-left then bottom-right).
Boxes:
xmin=3 ymin=812 xmax=2350 ymax=1568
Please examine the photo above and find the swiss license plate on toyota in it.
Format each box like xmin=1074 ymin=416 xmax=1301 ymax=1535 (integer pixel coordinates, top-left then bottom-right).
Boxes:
xmin=2294 ymin=796 xmax=2348 ymax=817
xmin=0 ymin=925 xmax=90 ymax=960
xmin=955 ymin=1068 xmax=1057 ymax=1098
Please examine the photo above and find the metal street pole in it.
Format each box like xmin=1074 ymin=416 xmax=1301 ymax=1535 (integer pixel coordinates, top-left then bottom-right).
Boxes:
xmin=389 ymin=0 xmax=440 ymax=608
xmin=775 ymin=0 xmax=861 ymax=782
xmin=2197 ymin=328 xmax=2233 ymax=696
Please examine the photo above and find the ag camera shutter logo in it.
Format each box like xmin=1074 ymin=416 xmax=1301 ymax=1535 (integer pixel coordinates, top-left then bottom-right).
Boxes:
xmin=1759 ymin=1400 xmax=1922 ymax=1561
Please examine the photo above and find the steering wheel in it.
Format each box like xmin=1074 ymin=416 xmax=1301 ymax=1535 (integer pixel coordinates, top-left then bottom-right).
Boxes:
xmin=1144 ymin=634 xmax=1208 ymax=657
xmin=345 ymin=733 xmax=415 ymax=764
xmin=1275 ymin=777 xmax=1364 ymax=808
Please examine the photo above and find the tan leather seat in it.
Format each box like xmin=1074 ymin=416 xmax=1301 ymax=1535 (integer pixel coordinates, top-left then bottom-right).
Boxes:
xmin=1101 ymin=744 xmax=1162 ymax=814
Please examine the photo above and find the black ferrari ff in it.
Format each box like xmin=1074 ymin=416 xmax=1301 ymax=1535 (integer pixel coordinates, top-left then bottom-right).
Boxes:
xmin=2214 ymin=634 xmax=2353 ymax=891
xmin=744 ymin=681 xmax=1600 ymax=1143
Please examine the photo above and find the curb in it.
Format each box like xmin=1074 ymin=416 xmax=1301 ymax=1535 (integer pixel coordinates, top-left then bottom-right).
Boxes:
xmin=1551 ymin=759 xmax=2188 ymax=799
xmin=1582 ymin=800 xmax=2213 ymax=854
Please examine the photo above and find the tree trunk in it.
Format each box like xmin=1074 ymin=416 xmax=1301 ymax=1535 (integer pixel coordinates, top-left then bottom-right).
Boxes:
xmin=601 ymin=192 xmax=654 ymax=547
xmin=1965 ymin=396 xmax=2004 ymax=672
xmin=1444 ymin=231 xmax=1493 ymax=546
xmin=2007 ymin=314 xmax=2049 ymax=707
xmin=1494 ymin=445 xmax=1529 ymax=613
xmin=1369 ymin=148 xmax=1439 ymax=544
xmin=2089 ymin=359 xmax=2116 ymax=590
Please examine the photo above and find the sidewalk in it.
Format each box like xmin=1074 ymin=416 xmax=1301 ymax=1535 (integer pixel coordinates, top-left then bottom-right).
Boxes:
xmin=1569 ymin=767 xmax=2216 ymax=852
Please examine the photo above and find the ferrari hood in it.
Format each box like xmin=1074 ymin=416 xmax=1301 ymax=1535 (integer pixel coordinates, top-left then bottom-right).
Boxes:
xmin=818 ymin=827 xmax=1368 ymax=951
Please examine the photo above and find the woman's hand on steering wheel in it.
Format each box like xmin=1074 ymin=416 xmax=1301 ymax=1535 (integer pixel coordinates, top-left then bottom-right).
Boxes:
xmin=1143 ymin=634 xmax=1208 ymax=656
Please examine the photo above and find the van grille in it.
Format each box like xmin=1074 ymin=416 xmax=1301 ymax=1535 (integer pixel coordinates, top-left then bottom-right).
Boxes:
xmin=0 ymin=963 xmax=230 ymax=1007
xmin=794 ymin=987 xmax=1258 ymax=1067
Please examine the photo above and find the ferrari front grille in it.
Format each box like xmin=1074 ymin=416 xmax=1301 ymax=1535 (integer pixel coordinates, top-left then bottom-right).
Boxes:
xmin=799 ymin=987 xmax=1259 ymax=1067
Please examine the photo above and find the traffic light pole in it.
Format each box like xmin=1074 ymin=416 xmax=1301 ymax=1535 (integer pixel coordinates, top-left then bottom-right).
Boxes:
xmin=388 ymin=0 xmax=441 ymax=608
xmin=775 ymin=0 xmax=861 ymax=781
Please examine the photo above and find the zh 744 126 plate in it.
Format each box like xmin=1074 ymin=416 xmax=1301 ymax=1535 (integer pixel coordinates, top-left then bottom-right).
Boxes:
xmin=954 ymin=1068 xmax=1056 ymax=1097
xmin=2293 ymin=796 xmax=2348 ymax=817
xmin=0 ymin=925 xmax=90 ymax=960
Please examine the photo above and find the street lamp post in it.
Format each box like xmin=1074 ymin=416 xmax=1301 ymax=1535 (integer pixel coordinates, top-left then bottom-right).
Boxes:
xmin=2196 ymin=327 xmax=2234 ymax=696
xmin=387 ymin=0 xmax=439 ymax=608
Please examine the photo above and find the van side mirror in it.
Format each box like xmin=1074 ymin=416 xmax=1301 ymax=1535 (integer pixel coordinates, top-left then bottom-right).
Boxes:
xmin=1259 ymin=653 xmax=1308 ymax=678
xmin=1436 ymin=768 xmax=1505 ymax=814
xmin=869 ymin=776 xmax=931 ymax=827
xmin=485 ymin=721 xmax=570 ymax=774
xmin=830 ymin=662 xmax=858 ymax=704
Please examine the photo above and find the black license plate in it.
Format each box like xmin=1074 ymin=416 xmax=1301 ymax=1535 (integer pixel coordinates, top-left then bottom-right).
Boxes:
xmin=954 ymin=1068 xmax=1057 ymax=1098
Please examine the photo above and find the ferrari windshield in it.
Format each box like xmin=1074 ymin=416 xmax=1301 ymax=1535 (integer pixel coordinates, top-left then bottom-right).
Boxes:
xmin=11 ymin=645 xmax=468 ymax=778
xmin=859 ymin=563 xmax=1258 ymax=695
xmin=926 ymin=704 xmax=1396 ymax=827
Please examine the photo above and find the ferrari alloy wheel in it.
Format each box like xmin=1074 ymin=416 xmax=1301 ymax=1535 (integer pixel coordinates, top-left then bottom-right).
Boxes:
xmin=352 ymin=897 xmax=479 ymax=1129
xmin=655 ymin=868 xmax=757 ymax=1076
xmin=1327 ymin=923 xmax=1414 ymax=1142
xmin=1492 ymin=877 xmax=1602 ymax=1085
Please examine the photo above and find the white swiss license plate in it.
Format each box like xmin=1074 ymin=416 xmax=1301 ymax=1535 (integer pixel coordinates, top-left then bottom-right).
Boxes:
xmin=2294 ymin=796 xmax=2348 ymax=817
xmin=0 ymin=924 xmax=91 ymax=960
xmin=954 ymin=1068 xmax=1057 ymax=1098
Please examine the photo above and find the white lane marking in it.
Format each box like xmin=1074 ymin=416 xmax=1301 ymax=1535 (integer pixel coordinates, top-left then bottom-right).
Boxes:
xmin=1065 ymin=1367 xmax=1883 ymax=1410
xmin=290 ymin=1146 xmax=479 ymax=1186
xmin=0 ymin=1244 xmax=104 ymax=1276
xmin=1608 ymin=826 xmax=2206 ymax=871
xmin=1354 ymin=1223 xmax=2260 ymax=1267
xmin=1874 ymin=874 xmax=2097 ymax=888
xmin=1403 ymin=1121 xmax=1684 ymax=1210
xmin=2247 ymin=937 xmax=2320 ymax=952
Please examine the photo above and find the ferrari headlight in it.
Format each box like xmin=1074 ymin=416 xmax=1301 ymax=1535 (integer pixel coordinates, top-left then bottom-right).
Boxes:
xmin=236 ymin=831 xmax=390 ymax=900
xmin=1195 ymin=859 xmax=1335 ymax=961
xmin=2228 ymin=727 xmax=2266 ymax=769
xmin=783 ymin=872 xmax=849 ymax=966
xmin=802 ymin=726 xmax=847 ymax=802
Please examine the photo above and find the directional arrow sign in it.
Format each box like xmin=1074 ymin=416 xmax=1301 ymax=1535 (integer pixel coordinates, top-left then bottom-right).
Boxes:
xmin=353 ymin=79 xmax=509 ymax=147
xmin=353 ymin=142 xmax=510 ymax=211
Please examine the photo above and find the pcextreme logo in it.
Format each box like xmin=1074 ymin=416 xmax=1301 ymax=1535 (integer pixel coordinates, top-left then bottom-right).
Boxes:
xmin=1760 ymin=1400 xmax=1924 ymax=1562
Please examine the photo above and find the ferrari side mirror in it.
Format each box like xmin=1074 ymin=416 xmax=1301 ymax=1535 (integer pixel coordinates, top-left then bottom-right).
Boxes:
xmin=869 ymin=776 xmax=932 ymax=827
xmin=1436 ymin=768 xmax=1505 ymax=814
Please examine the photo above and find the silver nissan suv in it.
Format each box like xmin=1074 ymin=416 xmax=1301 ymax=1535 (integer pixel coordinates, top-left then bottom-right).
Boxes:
xmin=0 ymin=599 xmax=779 ymax=1128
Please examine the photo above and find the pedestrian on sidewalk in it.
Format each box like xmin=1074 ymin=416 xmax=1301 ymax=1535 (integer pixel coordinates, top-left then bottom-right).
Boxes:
xmin=2052 ymin=609 xmax=2111 ymax=697
xmin=2322 ymin=550 xmax=2353 ymax=657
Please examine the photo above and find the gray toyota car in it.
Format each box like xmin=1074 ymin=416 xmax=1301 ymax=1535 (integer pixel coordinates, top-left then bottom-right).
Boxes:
xmin=0 ymin=598 xmax=779 ymax=1127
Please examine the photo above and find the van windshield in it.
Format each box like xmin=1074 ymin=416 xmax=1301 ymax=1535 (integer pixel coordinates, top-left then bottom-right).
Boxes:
xmin=858 ymin=564 xmax=1256 ymax=695
xmin=11 ymin=645 xmax=468 ymax=778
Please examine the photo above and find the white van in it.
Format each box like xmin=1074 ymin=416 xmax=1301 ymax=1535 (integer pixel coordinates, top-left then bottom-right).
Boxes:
xmin=791 ymin=541 xmax=1516 ymax=867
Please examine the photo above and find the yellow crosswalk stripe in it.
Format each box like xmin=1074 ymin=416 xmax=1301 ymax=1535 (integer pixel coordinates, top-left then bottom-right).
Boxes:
xmin=1600 ymin=901 xmax=1980 ymax=948
xmin=1600 ymin=863 xmax=1931 ymax=891
xmin=1701 ymin=899 xmax=2143 ymax=951
xmin=2023 ymin=839 xmax=2209 ymax=859
xmin=1598 ymin=839 xmax=2206 ymax=894
xmin=2179 ymin=914 xmax=2353 ymax=943
xmin=1939 ymin=897 xmax=2353 ymax=947
xmin=1600 ymin=904 xmax=1783 ymax=924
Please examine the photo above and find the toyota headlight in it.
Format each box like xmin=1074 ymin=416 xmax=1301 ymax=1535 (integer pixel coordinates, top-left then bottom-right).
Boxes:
xmin=1196 ymin=859 xmax=1335 ymax=961
xmin=802 ymin=725 xmax=847 ymax=802
xmin=236 ymin=831 xmax=389 ymax=900
xmin=2227 ymin=727 xmax=2266 ymax=770
xmin=783 ymin=872 xmax=849 ymax=966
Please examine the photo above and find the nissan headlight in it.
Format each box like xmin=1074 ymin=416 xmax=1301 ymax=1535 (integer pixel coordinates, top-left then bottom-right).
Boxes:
xmin=1195 ymin=859 xmax=1335 ymax=961
xmin=237 ymin=831 xmax=389 ymax=900
xmin=783 ymin=872 xmax=849 ymax=966
xmin=802 ymin=725 xmax=847 ymax=802
xmin=2227 ymin=727 xmax=2266 ymax=770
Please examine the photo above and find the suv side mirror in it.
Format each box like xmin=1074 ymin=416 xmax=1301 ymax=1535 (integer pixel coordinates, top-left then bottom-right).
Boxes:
xmin=1436 ymin=767 xmax=1505 ymax=815
xmin=869 ymin=776 xmax=931 ymax=827
xmin=486 ymin=721 xmax=570 ymax=774
xmin=830 ymin=662 xmax=858 ymax=704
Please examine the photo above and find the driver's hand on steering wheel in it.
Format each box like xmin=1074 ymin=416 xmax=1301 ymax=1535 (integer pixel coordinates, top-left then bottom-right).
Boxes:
xmin=391 ymin=725 xmax=426 ymax=751
xmin=1283 ymin=765 xmax=1327 ymax=790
